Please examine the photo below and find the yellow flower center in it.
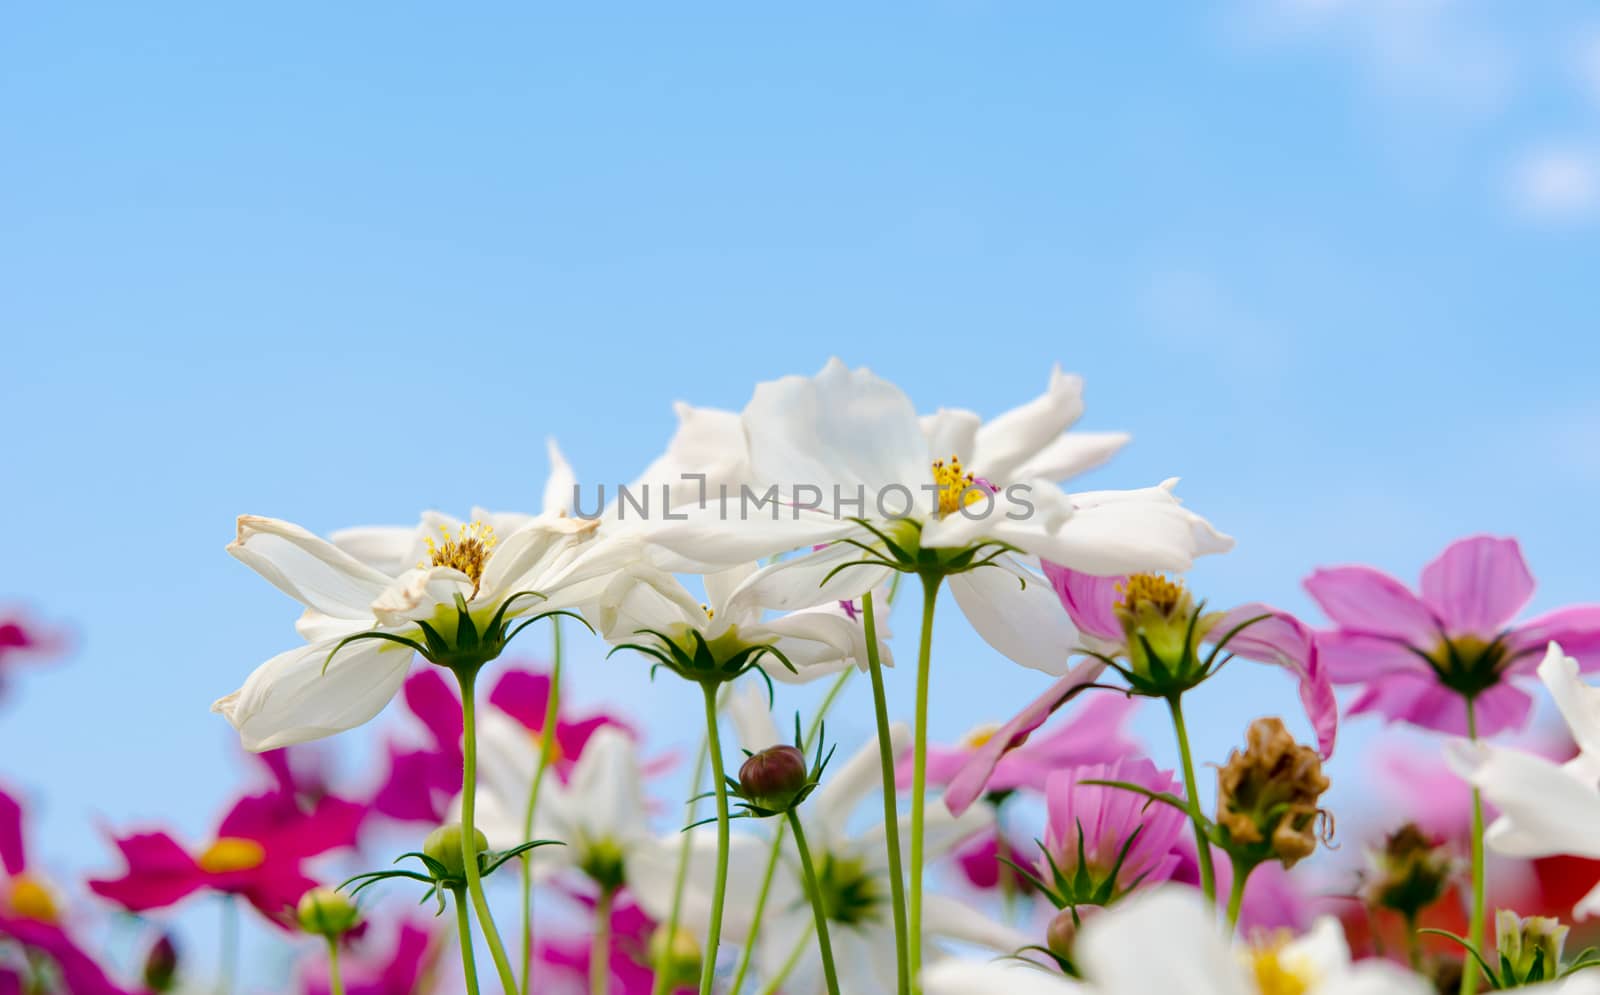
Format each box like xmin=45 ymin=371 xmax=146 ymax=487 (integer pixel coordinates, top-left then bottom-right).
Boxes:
xmin=931 ymin=456 xmax=987 ymax=517
xmin=1116 ymin=572 xmax=1187 ymax=615
xmin=423 ymin=521 xmax=497 ymax=595
xmin=197 ymin=837 xmax=267 ymax=874
xmin=529 ymin=727 xmax=565 ymax=764
xmin=1245 ymin=933 xmax=1314 ymax=995
xmin=7 ymin=873 xmax=59 ymax=923
xmin=702 ymin=603 xmax=715 ymax=620
xmin=961 ymin=723 xmax=1001 ymax=749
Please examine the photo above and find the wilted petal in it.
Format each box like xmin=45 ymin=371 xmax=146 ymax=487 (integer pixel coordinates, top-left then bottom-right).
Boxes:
xmin=1214 ymin=604 xmax=1336 ymax=757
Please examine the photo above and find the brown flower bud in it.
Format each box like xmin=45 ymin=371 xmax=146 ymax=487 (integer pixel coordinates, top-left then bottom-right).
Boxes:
xmin=739 ymin=744 xmax=810 ymax=814
xmin=1216 ymin=717 xmax=1331 ymax=868
xmin=142 ymin=933 xmax=180 ymax=993
xmin=1365 ymin=823 xmax=1454 ymax=920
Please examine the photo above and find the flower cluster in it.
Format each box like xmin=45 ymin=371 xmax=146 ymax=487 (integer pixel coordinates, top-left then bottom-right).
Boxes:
xmin=4 ymin=360 xmax=1600 ymax=995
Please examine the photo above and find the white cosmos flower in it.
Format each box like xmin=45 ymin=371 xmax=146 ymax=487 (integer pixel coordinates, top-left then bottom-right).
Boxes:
xmin=461 ymin=723 xmax=646 ymax=887
xmin=632 ymin=694 xmax=1023 ymax=994
xmin=642 ymin=359 xmax=1232 ymax=674
xmin=1448 ymin=642 xmax=1600 ymax=919
xmin=592 ymin=561 xmax=893 ymax=685
xmin=924 ymin=887 xmax=1430 ymax=995
xmin=215 ymin=514 xmax=610 ymax=751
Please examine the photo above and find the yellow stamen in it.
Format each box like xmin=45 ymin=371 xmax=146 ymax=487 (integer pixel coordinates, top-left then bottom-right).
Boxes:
xmin=701 ymin=603 xmax=715 ymax=620
xmin=1115 ymin=573 xmax=1187 ymax=615
xmin=422 ymin=520 xmax=498 ymax=596
xmin=7 ymin=873 xmax=59 ymax=923
xmin=1244 ymin=932 xmax=1314 ymax=995
xmin=931 ymin=455 xmax=988 ymax=517
xmin=197 ymin=837 xmax=267 ymax=874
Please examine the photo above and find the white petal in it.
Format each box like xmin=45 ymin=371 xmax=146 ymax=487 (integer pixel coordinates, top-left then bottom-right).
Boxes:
xmin=639 ymin=500 xmax=860 ymax=568
xmin=1078 ymin=886 xmax=1244 ymax=995
xmin=723 ymin=542 xmax=895 ymax=616
xmin=1011 ymin=431 xmax=1131 ymax=483
xmin=627 ymin=402 xmax=749 ymax=501
xmin=922 ymin=409 xmax=982 ymax=464
xmin=924 ymin=959 xmax=1081 ymax=995
xmin=566 ymin=726 xmax=647 ymax=849
xmin=971 ymin=365 xmax=1085 ymax=483
xmin=726 ymin=679 xmax=783 ymax=752
xmin=1538 ymin=643 xmax=1600 ymax=759
xmin=949 ymin=559 xmax=1079 ymax=676
xmin=229 ymin=515 xmax=395 ymax=618
xmin=1575 ymin=879 xmax=1600 ymax=921
xmin=1445 ymin=741 xmax=1600 ymax=860
xmin=1322 ymin=961 xmax=1435 ymax=995
xmin=1026 ymin=479 xmax=1234 ymax=574
xmin=921 ymin=893 xmax=1031 ymax=953
xmin=811 ymin=724 xmax=909 ymax=847
xmin=542 ymin=437 xmax=578 ymax=517
xmin=212 ymin=637 xmax=412 ymax=751
xmin=743 ymin=358 xmax=928 ymax=497
xmin=328 ymin=524 xmax=426 ymax=577
xmin=1280 ymin=917 xmax=1351 ymax=981
xmin=626 ymin=829 xmax=787 ymax=943
xmin=704 ymin=563 xmax=762 ymax=620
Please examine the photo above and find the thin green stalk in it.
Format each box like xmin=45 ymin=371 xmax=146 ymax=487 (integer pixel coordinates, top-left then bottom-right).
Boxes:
xmin=1166 ymin=694 xmax=1216 ymax=903
xmin=1462 ymin=696 xmax=1485 ymax=995
xmin=592 ymin=887 xmax=615 ymax=995
xmin=862 ymin=590 xmax=911 ymax=995
xmin=755 ymin=925 xmax=815 ymax=995
xmin=1404 ymin=911 xmax=1421 ymax=972
xmin=1225 ymin=858 xmax=1257 ymax=930
xmin=456 ymin=668 xmax=522 ymax=995
xmin=521 ymin=619 xmax=564 ymax=995
xmin=728 ymin=670 xmax=853 ymax=994
xmin=786 ymin=812 xmax=842 ymax=995
xmin=452 ymin=887 xmax=481 ymax=995
xmin=652 ymin=732 xmax=710 ymax=995
xmin=698 ymin=682 xmax=732 ymax=995
xmin=217 ymin=895 xmax=238 ymax=995
xmin=907 ymin=573 xmax=942 ymax=989
xmin=325 ymin=937 xmax=346 ymax=995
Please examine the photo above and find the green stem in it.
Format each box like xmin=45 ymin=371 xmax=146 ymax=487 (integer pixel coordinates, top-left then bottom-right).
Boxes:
xmin=1404 ymin=911 xmax=1421 ymax=972
xmin=1462 ymin=696 xmax=1485 ymax=995
xmin=325 ymin=937 xmax=346 ymax=995
xmin=908 ymin=574 xmax=942 ymax=990
xmin=698 ymin=682 xmax=732 ymax=995
xmin=786 ymin=812 xmax=842 ymax=995
xmin=1225 ymin=858 xmax=1256 ymax=930
xmin=862 ymin=590 xmax=911 ymax=995
xmin=729 ymin=670 xmax=853 ymax=994
xmin=456 ymin=668 xmax=522 ymax=995
xmin=521 ymin=619 xmax=564 ymax=995
xmin=217 ymin=895 xmax=238 ymax=995
xmin=1166 ymin=694 xmax=1216 ymax=904
xmin=452 ymin=887 xmax=481 ymax=995
xmin=592 ymin=886 xmax=615 ymax=995
xmin=652 ymin=732 xmax=710 ymax=995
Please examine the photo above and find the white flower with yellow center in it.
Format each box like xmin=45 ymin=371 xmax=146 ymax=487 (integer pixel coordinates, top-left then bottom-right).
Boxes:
xmin=924 ymin=887 xmax=1431 ymax=995
xmin=640 ymin=359 xmax=1232 ymax=674
xmin=215 ymin=513 xmax=612 ymax=751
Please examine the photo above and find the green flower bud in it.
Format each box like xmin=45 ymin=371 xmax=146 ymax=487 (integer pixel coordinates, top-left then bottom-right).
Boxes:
xmin=424 ymin=823 xmax=489 ymax=880
xmin=648 ymin=924 xmax=701 ymax=988
xmin=1496 ymin=909 xmax=1568 ymax=984
xmin=739 ymin=745 xmax=810 ymax=815
xmin=1045 ymin=908 xmax=1078 ymax=961
xmin=142 ymin=933 xmax=179 ymax=993
xmin=296 ymin=887 xmax=361 ymax=938
xmin=1112 ymin=574 xmax=1226 ymax=694
xmin=1365 ymin=823 xmax=1454 ymax=921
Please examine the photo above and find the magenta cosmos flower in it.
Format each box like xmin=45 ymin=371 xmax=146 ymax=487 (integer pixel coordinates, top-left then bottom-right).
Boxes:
xmin=1305 ymin=534 xmax=1600 ymax=735
xmin=301 ymin=920 xmax=439 ymax=995
xmin=536 ymin=891 xmax=694 ymax=995
xmin=1046 ymin=563 xmax=1336 ymax=756
xmin=372 ymin=666 xmax=628 ymax=824
xmin=1 ymin=785 xmax=131 ymax=995
xmin=0 ymin=611 xmax=65 ymax=702
xmin=90 ymin=755 xmax=365 ymax=928
xmin=1034 ymin=758 xmax=1186 ymax=904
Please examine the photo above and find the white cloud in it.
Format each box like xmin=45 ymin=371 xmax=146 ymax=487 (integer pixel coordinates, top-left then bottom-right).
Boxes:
xmin=1508 ymin=147 xmax=1600 ymax=222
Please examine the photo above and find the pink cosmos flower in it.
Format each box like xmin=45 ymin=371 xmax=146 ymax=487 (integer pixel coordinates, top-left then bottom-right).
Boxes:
xmin=0 ymin=786 xmax=132 ymax=995
xmin=952 ymin=830 xmax=1036 ymax=894
xmin=372 ymin=666 xmax=627 ymax=824
xmin=1304 ymin=535 xmax=1600 ymax=735
xmin=1036 ymin=758 xmax=1186 ymax=902
xmin=90 ymin=764 xmax=364 ymax=929
xmin=1044 ymin=563 xmax=1337 ymax=758
xmin=536 ymin=892 xmax=694 ymax=995
xmin=0 ymin=612 xmax=66 ymax=702
xmin=301 ymin=920 xmax=439 ymax=995
xmin=908 ymin=693 xmax=1139 ymax=800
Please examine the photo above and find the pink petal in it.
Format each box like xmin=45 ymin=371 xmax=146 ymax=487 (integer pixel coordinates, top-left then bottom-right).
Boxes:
xmin=1214 ymin=604 xmax=1337 ymax=757
xmin=487 ymin=668 xmax=554 ymax=733
xmin=0 ymin=786 xmax=23 ymax=876
xmin=238 ymin=861 xmax=319 ymax=929
xmin=944 ymin=659 xmax=1108 ymax=817
xmin=371 ymin=746 xmax=457 ymax=823
xmin=1041 ymin=562 xmax=1125 ymax=643
xmin=1348 ymin=672 xmax=1533 ymax=736
xmin=1421 ymin=536 xmax=1535 ymax=638
xmin=1303 ymin=566 xmax=1437 ymax=642
xmin=1510 ymin=606 xmax=1600 ymax=671
xmin=88 ymin=832 xmax=205 ymax=912
xmin=401 ymin=669 xmax=463 ymax=753
xmin=1316 ymin=630 xmax=1430 ymax=683
xmin=0 ymin=916 xmax=131 ymax=995
xmin=990 ymin=694 xmax=1141 ymax=795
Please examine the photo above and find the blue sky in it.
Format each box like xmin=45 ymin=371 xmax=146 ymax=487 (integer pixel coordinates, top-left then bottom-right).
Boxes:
xmin=2 ymin=0 xmax=1598 ymax=980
